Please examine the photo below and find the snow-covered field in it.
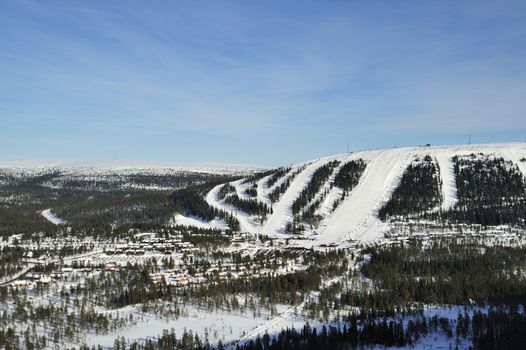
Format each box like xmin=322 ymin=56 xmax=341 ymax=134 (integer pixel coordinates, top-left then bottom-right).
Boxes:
xmin=84 ymin=303 xmax=289 ymax=348
xmin=177 ymin=142 xmax=526 ymax=244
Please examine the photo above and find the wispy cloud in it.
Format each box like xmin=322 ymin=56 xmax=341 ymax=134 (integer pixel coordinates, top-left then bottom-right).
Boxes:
xmin=1 ymin=0 xmax=525 ymax=164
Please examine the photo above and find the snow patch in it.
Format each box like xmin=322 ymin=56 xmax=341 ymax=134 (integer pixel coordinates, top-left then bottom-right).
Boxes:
xmin=172 ymin=213 xmax=229 ymax=230
xmin=435 ymin=153 xmax=458 ymax=211
xmin=41 ymin=209 xmax=67 ymax=225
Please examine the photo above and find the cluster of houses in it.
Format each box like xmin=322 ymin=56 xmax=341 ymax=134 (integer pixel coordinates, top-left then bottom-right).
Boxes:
xmin=230 ymin=233 xmax=251 ymax=243
xmin=104 ymin=233 xmax=199 ymax=256
xmin=150 ymin=262 xmax=272 ymax=287
xmin=12 ymin=235 xmax=101 ymax=253
xmin=370 ymin=222 xmax=526 ymax=251
xmin=7 ymin=231 xmax=308 ymax=290
xmin=10 ymin=267 xmax=86 ymax=288
xmin=150 ymin=257 xmax=307 ymax=287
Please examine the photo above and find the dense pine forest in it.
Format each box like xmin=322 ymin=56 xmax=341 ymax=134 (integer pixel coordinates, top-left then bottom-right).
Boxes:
xmin=0 ymin=205 xmax=58 ymax=238
xmin=333 ymin=159 xmax=367 ymax=191
xmin=0 ymin=168 xmax=235 ymax=237
xmin=440 ymin=155 xmax=526 ymax=227
xmin=379 ymin=155 xmax=442 ymax=220
xmin=224 ymin=194 xmax=270 ymax=218
xmin=356 ymin=239 xmax=526 ymax=307
xmin=57 ymin=192 xmax=177 ymax=235
xmin=236 ymin=307 xmax=526 ymax=350
xmin=377 ymin=153 xmax=526 ymax=228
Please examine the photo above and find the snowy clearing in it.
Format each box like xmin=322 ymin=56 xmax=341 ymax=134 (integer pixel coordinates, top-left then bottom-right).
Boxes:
xmin=172 ymin=213 xmax=229 ymax=230
xmin=41 ymin=209 xmax=67 ymax=225
xmin=435 ymin=153 xmax=458 ymax=211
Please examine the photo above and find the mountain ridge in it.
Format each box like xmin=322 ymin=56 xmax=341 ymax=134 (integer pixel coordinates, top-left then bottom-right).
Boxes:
xmin=174 ymin=141 xmax=526 ymax=245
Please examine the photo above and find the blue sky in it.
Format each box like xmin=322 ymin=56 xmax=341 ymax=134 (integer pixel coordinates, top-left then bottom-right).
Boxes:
xmin=1 ymin=0 xmax=525 ymax=166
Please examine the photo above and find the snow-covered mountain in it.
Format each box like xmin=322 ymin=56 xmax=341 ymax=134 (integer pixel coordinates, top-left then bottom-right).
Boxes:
xmin=174 ymin=142 xmax=526 ymax=244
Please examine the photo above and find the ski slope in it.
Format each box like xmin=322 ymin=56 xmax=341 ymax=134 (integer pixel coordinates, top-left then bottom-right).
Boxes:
xmin=435 ymin=153 xmax=458 ymax=211
xmin=175 ymin=142 xmax=526 ymax=244
xmin=41 ymin=209 xmax=67 ymax=225
xmin=256 ymin=173 xmax=274 ymax=205
xmin=172 ymin=213 xmax=229 ymax=230
xmin=206 ymin=180 xmax=262 ymax=234
xmin=316 ymin=160 xmax=349 ymax=218
xmin=318 ymin=148 xmax=415 ymax=243
xmin=500 ymin=145 xmax=526 ymax=180
xmin=261 ymin=155 xmax=343 ymax=237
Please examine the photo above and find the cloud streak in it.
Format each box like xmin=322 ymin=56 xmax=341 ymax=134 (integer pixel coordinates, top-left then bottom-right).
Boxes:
xmin=1 ymin=0 xmax=525 ymax=164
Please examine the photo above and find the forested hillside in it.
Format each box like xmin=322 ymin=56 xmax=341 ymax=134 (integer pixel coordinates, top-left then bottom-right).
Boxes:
xmin=442 ymin=155 xmax=526 ymax=226
xmin=0 ymin=166 xmax=241 ymax=237
xmin=379 ymin=155 xmax=442 ymax=220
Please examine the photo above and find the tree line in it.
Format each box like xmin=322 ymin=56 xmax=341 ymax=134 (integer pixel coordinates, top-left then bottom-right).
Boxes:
xmin=439 ymin=155 xmax=526 ymax=227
